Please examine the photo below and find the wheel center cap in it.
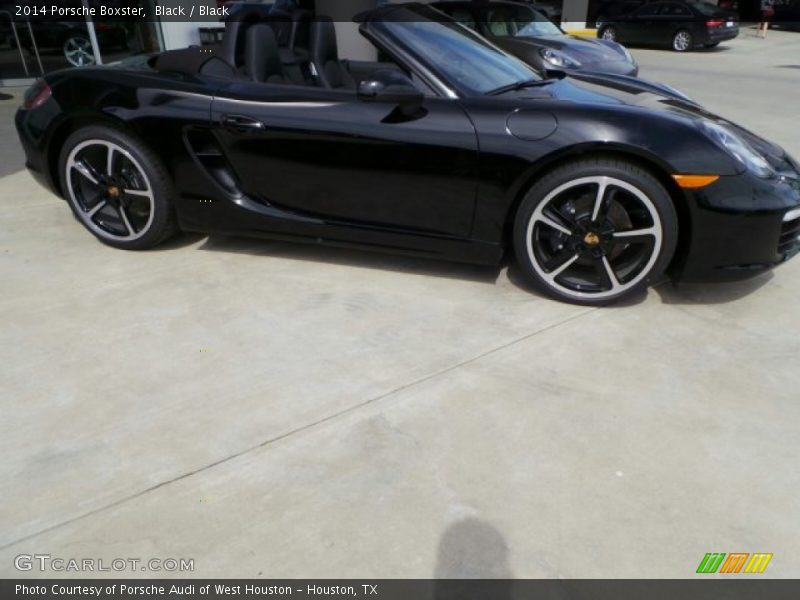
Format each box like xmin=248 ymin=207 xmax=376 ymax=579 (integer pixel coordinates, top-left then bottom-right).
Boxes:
xmin=584 ymin=232 xmax=601 ymax=246
xmin=107 ymin=185 xmax=121 ymax=199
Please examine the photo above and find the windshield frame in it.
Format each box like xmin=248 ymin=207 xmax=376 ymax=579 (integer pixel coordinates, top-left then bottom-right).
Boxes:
xmin=361 ymin=4 xmax=543 ymax=98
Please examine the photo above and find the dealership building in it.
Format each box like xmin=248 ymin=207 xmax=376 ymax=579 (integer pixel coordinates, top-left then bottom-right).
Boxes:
xmin=0 ymin=0 xmax=767 ymax=86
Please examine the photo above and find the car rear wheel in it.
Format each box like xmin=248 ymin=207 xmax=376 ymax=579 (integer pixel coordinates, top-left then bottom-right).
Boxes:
xmin=63 ymin=36 xmax=95 ymax=67
xmin=672 ymin=30 xmax=693 ymax=52
xmin=599 ymin=26 xmax=618 ymax=41
xmin=513 ymin=159 xmax=678 ymax=306
xmin=59 ymin=126 xmax=178 ymax=250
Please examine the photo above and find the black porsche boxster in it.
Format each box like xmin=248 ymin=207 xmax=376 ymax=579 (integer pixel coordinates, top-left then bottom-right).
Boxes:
xmin=14 ymin=3 xmax=800 ymax=305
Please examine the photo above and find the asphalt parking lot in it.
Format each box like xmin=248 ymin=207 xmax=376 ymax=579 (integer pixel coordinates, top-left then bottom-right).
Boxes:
xmin=1 ymin=27 xmax=799 ymax=578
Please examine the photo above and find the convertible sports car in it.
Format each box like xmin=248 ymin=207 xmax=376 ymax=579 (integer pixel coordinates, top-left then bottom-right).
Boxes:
xmin=14 ymin=3 xmax=800 ymax=305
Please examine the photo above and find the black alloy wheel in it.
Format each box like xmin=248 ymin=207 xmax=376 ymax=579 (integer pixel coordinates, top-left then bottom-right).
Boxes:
xmin=513 ymin=159 xmax=678 ymax=305
xmin=59 ymin=126 xmax=177 ymax=250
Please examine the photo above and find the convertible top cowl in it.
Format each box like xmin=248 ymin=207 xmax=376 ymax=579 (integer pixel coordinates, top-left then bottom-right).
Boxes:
xmin=153 ymin=48 xmax=235 ymax=78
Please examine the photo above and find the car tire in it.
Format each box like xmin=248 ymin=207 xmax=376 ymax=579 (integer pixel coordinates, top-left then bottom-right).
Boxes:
xmin=63 ymin=35 xmax=96 ymax=67
xmin=599 ymin=25 xmax=618 ymax=42
xmin=58 ymin=126 xmax=178 ymax=250
xmin=672 ymin=30 xmax=693 ymax=52
xmin=513 ymin=158 xmax=678 ymax=306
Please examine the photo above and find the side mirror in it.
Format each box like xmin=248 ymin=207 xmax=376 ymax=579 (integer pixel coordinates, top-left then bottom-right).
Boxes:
xmin=543 ymin=68 xmax=567 ymax=80
xmin=357 ymin=69 xmax=424 ymax=111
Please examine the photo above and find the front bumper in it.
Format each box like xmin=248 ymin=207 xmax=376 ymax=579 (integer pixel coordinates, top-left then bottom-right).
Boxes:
xmin=671 ymin=170 xmax=800 ymax=282
xmin=15 ymin=101 xmax=61 ymax=196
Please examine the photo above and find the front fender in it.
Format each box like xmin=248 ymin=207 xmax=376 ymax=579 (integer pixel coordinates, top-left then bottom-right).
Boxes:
xmin=463 ymin=97 xmax=741 ymax=243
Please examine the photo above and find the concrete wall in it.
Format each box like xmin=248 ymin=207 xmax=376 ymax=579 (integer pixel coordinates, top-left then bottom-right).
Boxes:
xmin=158 ymin=0 xmax=221 ymax=50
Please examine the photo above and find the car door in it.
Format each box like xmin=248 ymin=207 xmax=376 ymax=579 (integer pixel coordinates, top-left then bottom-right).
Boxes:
xmin=210 ymin=80 xmax=479 ymax=237
xmin=627 ymin=2 xmax=664 ymax=44
xmin=607 ymin=2 xmax=643 ymax=41
xmin=656 ymin=3 xmax=693 ymax=41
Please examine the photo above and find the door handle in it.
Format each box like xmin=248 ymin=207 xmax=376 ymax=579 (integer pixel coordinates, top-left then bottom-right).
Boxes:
xmin=222 ymin=115 xmax=266 ymax=133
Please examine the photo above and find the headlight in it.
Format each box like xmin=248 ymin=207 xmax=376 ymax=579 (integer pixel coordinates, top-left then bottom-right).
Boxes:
xmin=703 ymin=121 xmax=774 ymax=178
xmin=618 ymin=43 xmax=634 ymax=63
xmin=787 ymin=152 xmax=800 ymax=174
xmin=539 ymin=48 xmax=581 ymax=69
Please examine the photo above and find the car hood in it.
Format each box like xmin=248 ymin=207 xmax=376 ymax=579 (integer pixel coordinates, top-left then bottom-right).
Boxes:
xmin=509 ymin=70 xmax=704 ymax=113
xmin=556 ymin=70 xmax=697 ymax=105
xmin=505 ymin=71 xmax=787 ymax=159
xmin=503 ymin=34 xmax=628 ymax=63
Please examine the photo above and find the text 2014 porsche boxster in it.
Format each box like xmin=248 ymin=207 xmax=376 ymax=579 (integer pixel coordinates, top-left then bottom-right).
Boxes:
xmin=15 ymin=3 xmax=800 ymax=305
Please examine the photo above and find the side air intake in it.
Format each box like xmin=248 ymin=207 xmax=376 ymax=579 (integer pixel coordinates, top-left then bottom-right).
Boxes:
xmin=184 ymin=129 xmax=242 ymax=198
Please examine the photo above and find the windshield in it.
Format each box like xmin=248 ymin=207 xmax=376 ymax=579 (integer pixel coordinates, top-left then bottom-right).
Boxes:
xmin=380 ymin=16 xmax=541 ymax=95
xmin=692 ymin=2 xmax=724 ymax=16
xmin=484 ymin=5 xmax=563 ymax=37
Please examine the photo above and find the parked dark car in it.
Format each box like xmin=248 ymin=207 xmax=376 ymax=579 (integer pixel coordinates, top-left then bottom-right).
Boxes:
xmin=522 ymin=0 xmax=564 ymax=23
xmin=592 ymin=0 xmax=652 ymax=26
xmin=597 ymin=1 xmax=739 ymax=52
xmin=773 ymin=0 xmax=800 ymax=30
xmin=15 ymin=3 xmax=800 ymax=305
xmin=433 ymin=0 xmax=638 ymax=76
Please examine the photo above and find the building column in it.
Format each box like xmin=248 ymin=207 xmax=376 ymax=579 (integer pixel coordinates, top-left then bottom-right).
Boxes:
xmin=315 ymin=0 xmax=378 ymax=61
xmin=561 ymin=0 xmax=591 ymax=31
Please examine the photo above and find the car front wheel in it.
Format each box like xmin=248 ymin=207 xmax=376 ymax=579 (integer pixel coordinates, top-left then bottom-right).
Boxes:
xmin=513 ymin=159 xmax=678 ymax=305
xmin=59 ymin=126 xmax=178 ymax=250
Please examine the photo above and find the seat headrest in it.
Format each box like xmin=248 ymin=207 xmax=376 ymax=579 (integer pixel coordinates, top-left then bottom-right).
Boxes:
xmin=267 ymin=10 xmax=293 ymax=46
xmin=244 ymin=24 xmax=284 ymax=83
xmin=310 ymin=17 xmax=339 ymax=65
xmin=220 ymin=9 xmax=267 ymax=68
xmin=289 ymin=9 xmax=313 ymax=51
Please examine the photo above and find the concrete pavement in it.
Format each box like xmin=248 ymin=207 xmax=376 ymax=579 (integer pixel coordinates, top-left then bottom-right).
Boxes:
xmin=1 ymin=30 xmax=799 ymax=578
